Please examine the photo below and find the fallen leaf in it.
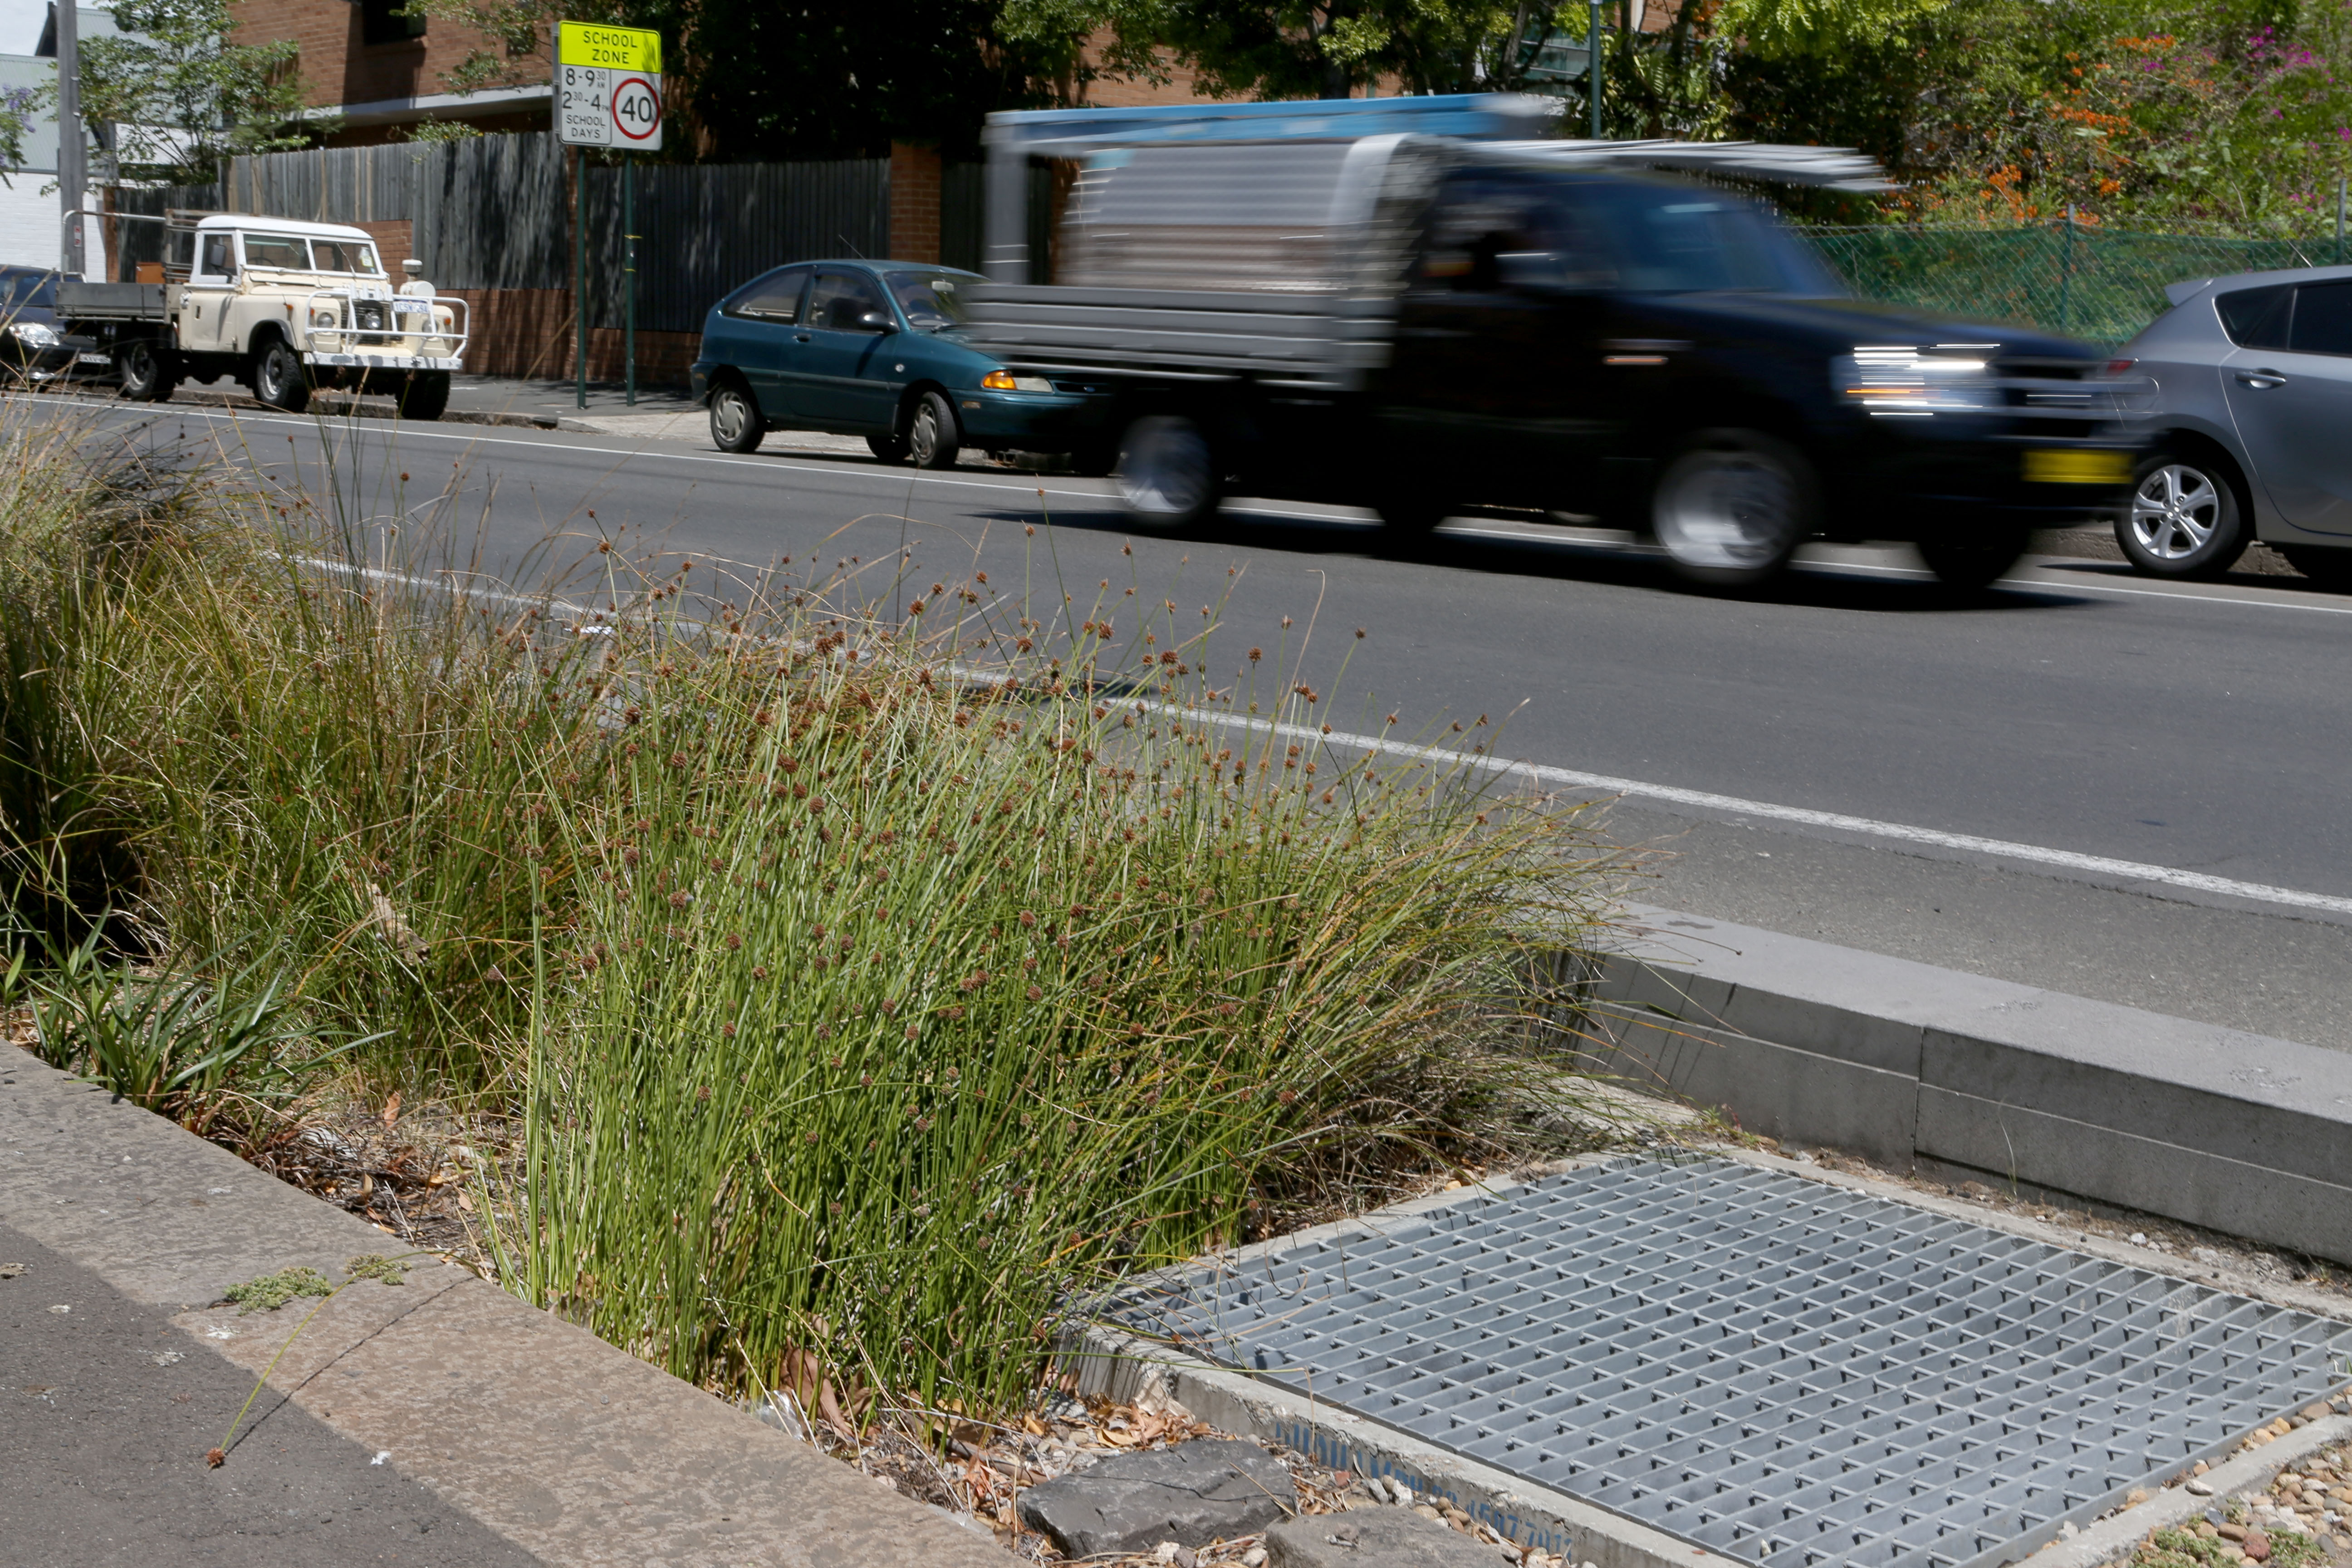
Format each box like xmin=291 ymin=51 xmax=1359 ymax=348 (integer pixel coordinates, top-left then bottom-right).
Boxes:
xmin=455 ymin=1190 xmax=474 ymax=1212
xmin=382 ymin=1093 xmax=402 ymax=1127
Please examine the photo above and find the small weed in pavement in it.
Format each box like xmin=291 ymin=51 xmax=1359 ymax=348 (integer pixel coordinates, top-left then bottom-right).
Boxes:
xmin=223 ymin=1265 xmax=335 ymax=1313
xmin=343 ymin=1253 xmax=409 ymax=1286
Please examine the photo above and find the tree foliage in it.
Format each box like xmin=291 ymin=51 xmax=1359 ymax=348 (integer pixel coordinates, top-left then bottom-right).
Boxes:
xmin=73 ymin=0 xmax=316 ymax=185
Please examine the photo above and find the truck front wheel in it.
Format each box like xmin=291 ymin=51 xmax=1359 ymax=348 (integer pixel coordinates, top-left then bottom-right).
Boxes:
xmin=1114 ymin=414 xmax=1220 ymax=531
xmin=115 ymin=338 xmax=178 ymax=403
xmin=1651 ymin=429 xmax=1813 ymax=590
xmin=252 ymin=340 xmax=310 ymax=413
xmin=398 ymin=371 xmax=451 ymax=421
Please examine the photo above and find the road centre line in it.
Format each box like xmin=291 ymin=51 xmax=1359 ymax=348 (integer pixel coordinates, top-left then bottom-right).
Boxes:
xmin=1152 ymin=702 xmax=2352 ymax=918
xmin=38 ymin=396 xmax=2352 ymax=621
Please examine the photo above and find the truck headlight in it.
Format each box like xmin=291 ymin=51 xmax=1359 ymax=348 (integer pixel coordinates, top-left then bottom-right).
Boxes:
xmin=310 ymin=308 xmax=339 ymax=329
xmin=1833 ymin=347 xmax=1995 ymax=414
xmin=7 ymin=321 xmax=57 ymax=348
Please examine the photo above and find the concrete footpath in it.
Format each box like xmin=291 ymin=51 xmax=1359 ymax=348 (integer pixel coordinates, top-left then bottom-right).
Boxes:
xmin=0 ymin=1052 xmax=1010 ymax=1568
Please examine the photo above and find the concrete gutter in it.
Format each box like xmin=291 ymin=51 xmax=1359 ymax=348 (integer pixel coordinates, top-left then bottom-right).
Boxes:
xmin=0 ymin=1052 xmax=1010 ymax=1567
xmin=1578 ymin=904 xmax=2352 ymax=1266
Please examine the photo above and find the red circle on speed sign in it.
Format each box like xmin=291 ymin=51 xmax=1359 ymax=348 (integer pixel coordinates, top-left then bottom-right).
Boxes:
xmin=610 ymin=74 xmax=661 ymax=142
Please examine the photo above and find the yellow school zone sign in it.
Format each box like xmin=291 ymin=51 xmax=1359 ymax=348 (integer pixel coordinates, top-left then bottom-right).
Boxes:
xmin=558 ymin=22 xmax=661 ymax=72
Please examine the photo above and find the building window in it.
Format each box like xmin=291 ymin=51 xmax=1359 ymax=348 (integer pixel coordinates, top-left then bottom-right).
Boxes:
xmin=360 ymin=0 xmax=426 ymax=46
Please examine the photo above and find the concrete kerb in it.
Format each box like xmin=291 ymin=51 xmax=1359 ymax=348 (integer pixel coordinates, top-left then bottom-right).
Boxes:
xmin=1579 ymin=904 xmax=2352 ymax=1266
xmin=0 ymin=1052 xmax=1014 ymax=1568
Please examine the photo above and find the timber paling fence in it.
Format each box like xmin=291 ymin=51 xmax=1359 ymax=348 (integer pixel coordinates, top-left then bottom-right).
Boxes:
xmin=109 ymin=134 xmax=969 ymax=334
xmin=107 ymin=133 xmax=2347 ymax=347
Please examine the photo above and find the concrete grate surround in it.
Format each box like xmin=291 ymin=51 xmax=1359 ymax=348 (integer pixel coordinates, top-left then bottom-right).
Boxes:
xmin=1107 ymin=1156 xmax=2352 ymax=1568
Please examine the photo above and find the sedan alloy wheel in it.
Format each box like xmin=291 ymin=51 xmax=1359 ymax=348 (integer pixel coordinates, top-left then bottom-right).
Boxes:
xmin=2119 ymin=456 xmax=2244 ymax=578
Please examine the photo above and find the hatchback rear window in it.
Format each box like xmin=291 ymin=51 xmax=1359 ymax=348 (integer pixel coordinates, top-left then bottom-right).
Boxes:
xmin=2291 ymin=280 xmax=2352 ymax=355
xmin=2215 ymin=284 xmax=2293 ymax=349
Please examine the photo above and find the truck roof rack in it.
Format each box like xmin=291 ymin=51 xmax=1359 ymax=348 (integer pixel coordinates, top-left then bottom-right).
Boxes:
xmin=1485 ymin=138 xmax=1895 ymax=191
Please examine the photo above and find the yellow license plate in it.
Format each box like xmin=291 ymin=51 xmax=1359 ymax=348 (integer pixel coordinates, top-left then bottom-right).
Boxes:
xmin=2023 ymin=448 xmax=2132 ymax=485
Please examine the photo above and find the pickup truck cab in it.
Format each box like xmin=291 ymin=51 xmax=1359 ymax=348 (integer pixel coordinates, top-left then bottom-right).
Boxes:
xmin=59 ymin=212 xmax=468 ymax=418
xmin=969 ymin=102 xmax=2142 ymax=590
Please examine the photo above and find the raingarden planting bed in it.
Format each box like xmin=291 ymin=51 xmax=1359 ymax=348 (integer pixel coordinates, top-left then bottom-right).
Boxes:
xmin=0 ymin=417 xmax=1628 ymax=1470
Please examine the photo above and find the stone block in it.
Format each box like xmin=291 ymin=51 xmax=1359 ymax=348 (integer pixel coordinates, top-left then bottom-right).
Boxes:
xmin=1015 ymin=1439 xmax=1298 ymax=1556
xmin=1268 ymin=1508 xmax=1511 ymax=1567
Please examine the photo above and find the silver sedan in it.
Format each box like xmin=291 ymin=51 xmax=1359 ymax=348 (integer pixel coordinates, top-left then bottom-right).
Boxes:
xmin=2111 ymin=265 xmax=2352 ymax=585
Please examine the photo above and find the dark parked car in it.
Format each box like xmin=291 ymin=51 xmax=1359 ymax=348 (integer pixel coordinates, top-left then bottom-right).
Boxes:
xmin=689 ymin=260 xmax=1112 ymax=468
xmin=2108 ymin=265 xmax=2352 ymax=585
xmin=0 ymin=265 xmax=95 ymax=382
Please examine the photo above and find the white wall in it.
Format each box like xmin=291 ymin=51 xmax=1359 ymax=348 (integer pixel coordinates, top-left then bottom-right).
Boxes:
xmin=0 ymin=176 xmax=103 ymax=270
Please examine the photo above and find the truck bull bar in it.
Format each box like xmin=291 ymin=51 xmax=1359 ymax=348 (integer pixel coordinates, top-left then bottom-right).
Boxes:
xmin=294 ymin=288 xmax=469 ymax=371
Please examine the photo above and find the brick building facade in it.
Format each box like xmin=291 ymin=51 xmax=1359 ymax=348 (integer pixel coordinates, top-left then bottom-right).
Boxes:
xmin=231 ymin=0 xmax=548 ymax=143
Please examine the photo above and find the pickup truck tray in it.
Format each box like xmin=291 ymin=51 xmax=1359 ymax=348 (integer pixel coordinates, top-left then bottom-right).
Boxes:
xmin=57 ymin=281 xmax=166 ymax=321
xmin=967 ymin=284 xmax=1393 ymax=389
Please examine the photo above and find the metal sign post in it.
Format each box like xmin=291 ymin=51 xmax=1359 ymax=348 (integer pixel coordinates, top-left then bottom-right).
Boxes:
xmin=56 ymin=0 xmax=83 ymax=277
xmin=1588 ymin=0 xmax=1605 ymax=141
xmin=554 ymin=21 xmax=662 ymax=408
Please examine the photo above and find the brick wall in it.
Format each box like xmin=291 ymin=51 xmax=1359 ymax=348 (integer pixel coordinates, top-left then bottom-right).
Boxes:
xmin=888 ymin=142 xmax=942 ymax=264
xmin=231 ymin=0 xmax=539 ymax=122
xmin=446 ymin=288 xmax=696 ymax=385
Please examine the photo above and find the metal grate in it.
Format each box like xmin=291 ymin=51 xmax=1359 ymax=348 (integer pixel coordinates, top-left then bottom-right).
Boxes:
xmin=1107 ymin=1156 xmax=2352 ymax=1568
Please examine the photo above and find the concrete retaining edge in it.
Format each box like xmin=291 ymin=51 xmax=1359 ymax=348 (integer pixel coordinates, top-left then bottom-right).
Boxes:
xmin=0 ymin=1051 xmax=1010 ymax=1568
xmin=1581 ymin=904 xmax=2352 ymax=1265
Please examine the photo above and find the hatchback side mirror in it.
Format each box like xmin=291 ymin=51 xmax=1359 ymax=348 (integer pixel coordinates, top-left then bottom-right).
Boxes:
xmin=857 ymin=310 xmax=898 ymax=333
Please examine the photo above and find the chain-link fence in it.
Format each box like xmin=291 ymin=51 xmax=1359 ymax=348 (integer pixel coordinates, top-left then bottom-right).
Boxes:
xmin=1803 ymin=223 xmax=2340 ymax=347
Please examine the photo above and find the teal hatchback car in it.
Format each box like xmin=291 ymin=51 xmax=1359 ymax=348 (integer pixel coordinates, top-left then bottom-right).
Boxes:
xmin=690 ymin=260 xmax=1112 ymax=469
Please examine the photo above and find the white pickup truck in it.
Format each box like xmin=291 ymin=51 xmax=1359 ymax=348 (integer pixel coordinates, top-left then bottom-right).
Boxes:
xmin=58 ymin=212 xmax=470 ymax=418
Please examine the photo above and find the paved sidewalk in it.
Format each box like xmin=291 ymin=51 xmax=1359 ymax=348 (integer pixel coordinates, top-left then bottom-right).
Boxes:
xmin=0 ymin=1054 xmax=1012 ymax=1567
xmin=1 ymin=1220 xmax=538 ymax=1567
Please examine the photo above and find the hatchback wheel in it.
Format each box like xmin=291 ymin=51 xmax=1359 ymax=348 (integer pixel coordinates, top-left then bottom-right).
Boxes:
xmin=908 ymin=391 xmax=961 ymax=470
xmin=708 ymin=382 xmax=763 ymax=453
xmin=2118 ymin=455 xmax=2245 ymax=578
xmin=1651 ymin=429 xmax=1813 ymax=589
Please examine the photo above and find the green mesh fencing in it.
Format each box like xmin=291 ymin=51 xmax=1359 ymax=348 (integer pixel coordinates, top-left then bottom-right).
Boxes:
xmin=1802 ymin=225 xmax=2337 ymax=348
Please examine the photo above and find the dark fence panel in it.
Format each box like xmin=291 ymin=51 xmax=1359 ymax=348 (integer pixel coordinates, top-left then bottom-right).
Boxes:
xmin=942 ymin=162 xmax=983 ymax=273
xmin=581 ymin=159 xmax=888 ymax=333
xmin=418 ymin=135 xmax=571 ymax=290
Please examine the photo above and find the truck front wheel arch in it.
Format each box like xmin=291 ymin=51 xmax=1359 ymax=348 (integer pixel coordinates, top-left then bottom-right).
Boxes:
xmin=250 ymin=333 xmax=311 ymax=413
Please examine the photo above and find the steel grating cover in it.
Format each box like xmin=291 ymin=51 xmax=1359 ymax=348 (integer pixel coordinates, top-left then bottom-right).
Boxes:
xmin=1106 ymin=1156 xmax=2352 ymax=1568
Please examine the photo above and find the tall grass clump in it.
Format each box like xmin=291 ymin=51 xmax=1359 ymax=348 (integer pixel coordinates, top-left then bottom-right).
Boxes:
xmin=0 ymin=419 xmax=1622 ymax=1420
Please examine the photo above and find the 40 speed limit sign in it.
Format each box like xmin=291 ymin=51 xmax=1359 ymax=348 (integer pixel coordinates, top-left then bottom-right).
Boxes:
xmin=555 ymin=21 xmax=662 ymax=150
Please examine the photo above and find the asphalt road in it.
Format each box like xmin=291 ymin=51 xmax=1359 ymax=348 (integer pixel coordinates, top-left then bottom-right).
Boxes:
xmin=39 ymin=394 xmax=2352 ymax=1049
xmin=0 ymin=1220 xmax=540 ymax=1567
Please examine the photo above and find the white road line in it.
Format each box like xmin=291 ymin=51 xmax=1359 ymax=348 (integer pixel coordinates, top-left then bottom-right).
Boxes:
xmin=1152 ymin=702 xmax=2352 ymax=918
xmin=265 ymin=544 xmax=2352 ymax=918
